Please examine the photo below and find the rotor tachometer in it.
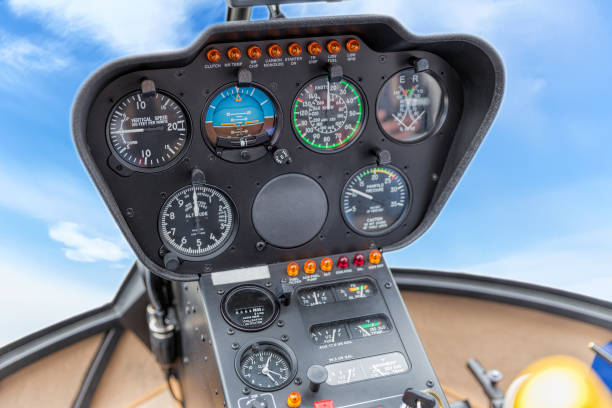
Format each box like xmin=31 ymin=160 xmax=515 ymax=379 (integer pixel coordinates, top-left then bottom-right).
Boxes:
xmin=292 ymin=76 xmax=365 ymax=152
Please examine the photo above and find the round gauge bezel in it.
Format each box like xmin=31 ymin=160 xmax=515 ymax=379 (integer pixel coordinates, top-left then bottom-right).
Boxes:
xmin=105 ymin=90 xmax=192 ymax=173
xmin=221 ymin=284 xmax=280 ymax=332
xmin=200 ymin=82 xmax=282 ymax=163
xmin=340 ymin=164 xmax=412 ymax=237
xmin=292 ymin=75 xmax=367 ymax=154
xmin=234 ymin=339 xmax=298 ymax=392
xmin=375 ymin=68 xmax=449 ymax=144
xmin=158 ymin=184 xmax=238 ymax=261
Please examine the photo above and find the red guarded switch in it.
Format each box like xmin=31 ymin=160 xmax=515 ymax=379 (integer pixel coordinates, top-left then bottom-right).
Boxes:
xmin=314 ymin=401 xmax=334 ymax=408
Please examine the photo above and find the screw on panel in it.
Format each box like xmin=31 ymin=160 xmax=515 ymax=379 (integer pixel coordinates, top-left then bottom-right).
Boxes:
xmin=125 ymin=208 xmax=135 ymax=218
xmin=432 ymin=173 xmax=439 ymax=182
xmin=242 ymin=387 xmax=250 ymax=395
xmin=204 ymin=264 xmax=213 ymax=273
xmin=378 ymin=55 xmax=387 ymax=63
xmin=281 ymin=334 xmax=289 ymax=342
xmin=217 ymin=289 xmax=225 ymax=295
xmin=227 ymin=328 xmax=235 ymax=335
xmin=265 ymin=281 xmax=272 ymax=287
xmin=294 ymin=377 xmax=302 ymax=385
xmin=426 ymin=380 xmax=435 ymax=388
xmin=385 ymin=282 xmax=392 ymax=289
xmin=255 ymin=241 xmax=266 ymax=251
xmin=232 ymin=342 xmax=240 ymax=350
xmin=277 ymin=320 xmax=285 ymax=327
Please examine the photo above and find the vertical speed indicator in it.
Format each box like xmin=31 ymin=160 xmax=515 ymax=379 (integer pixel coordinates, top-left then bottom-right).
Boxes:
xmin=341 ymin=166 xmax=410 ymax=236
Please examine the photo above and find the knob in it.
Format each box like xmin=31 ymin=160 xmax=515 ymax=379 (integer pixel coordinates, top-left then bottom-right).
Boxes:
xmin=402 ymin=389 xmax=437 ymax=408
xmin=307 ymin=365 xmax=328 ymax=392
xmin=273 ymin=148 xmax=292 ymax=165
xmin=163 ymin=252 xmax=180 ymax=271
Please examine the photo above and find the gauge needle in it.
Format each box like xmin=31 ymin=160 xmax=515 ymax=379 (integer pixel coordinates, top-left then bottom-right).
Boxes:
xmin=392 ymin=114 xmax=410 ymax=131
xmin=349 ymin=188 xmax=374 ymax=200
xmin=110 ymin=128 xmax=145 ymax=134
xmin=332 ymin=328 xmax=336 ymax=343
xmin=327 ymin=80 xmax=331 ymax=110
xmin=408 ymin=110 xmax=426 ymax=126
xmin=192 ymin=190 xmax=199 ymax=217
xmin=358 ymin=326 xmax=371 ymax=337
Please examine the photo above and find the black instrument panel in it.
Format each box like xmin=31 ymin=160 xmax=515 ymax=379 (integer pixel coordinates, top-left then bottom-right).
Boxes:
xmin=73 ymin=16 xmax=504 ymax=280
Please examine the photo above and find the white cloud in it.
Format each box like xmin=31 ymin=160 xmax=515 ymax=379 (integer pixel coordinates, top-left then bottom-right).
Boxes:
xmin=8 ymin=0 xmax=219 ymax=54
xmin=0 ymin=31 xmax=68 ymax=72
xmin=0 ymin=161 xmax=132 ymax=264
xmin=49 ymin=222 xmax=129 ymax=262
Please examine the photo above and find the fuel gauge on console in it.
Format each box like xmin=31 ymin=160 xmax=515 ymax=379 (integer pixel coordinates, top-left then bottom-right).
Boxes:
xmin=310 ymin=322 xmax=349 ymax=345
xmin=298 ymin=286 xmax=335 ymax=307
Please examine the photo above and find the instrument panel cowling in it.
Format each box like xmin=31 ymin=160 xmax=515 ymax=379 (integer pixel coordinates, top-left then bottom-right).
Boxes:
xmin=72 ymin=15 xmax=504 ymax=281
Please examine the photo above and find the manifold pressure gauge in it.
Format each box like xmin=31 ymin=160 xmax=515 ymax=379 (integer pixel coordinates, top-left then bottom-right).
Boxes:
xmin=107 ymin=91 xmax=190 ymax=171
xmin=341 ymin=165 xmax=411 ymax=236
xmin=158 ymin=184 xmax=237 ymax=260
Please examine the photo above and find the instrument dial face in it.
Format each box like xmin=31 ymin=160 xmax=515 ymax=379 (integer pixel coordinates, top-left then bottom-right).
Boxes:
xmin=158 ymin=185 xmax=237 ymax=260
xmin=376 ymin=69 xmax=447 ymax=143
xmin=334 ymin=279 xmax=375 ymax=301
xmin=236 ymin=342 xmax=297 ymax=391
xmin=298 ymin=286 xmax=335 ymax=307
xmin=341 ymin=166 xmax=410 ymax=236
xmin=204 ymin=84 xmax=277 ymax=149
xmin=348 ymin=315 xmax=391 ymax=339
xmin=107 ymin=91 xmax=189 ymax=171
xmin=221 ymin=285 xmax=279 ymax=331
xmin=292 ymin=76 xmax=365 ymax=152
xmin=311 ymin=323 xmax=350 ymax=345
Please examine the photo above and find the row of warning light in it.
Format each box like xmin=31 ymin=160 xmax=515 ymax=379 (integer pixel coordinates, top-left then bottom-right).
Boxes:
xmin=286 ymin=249 xmax=381 ymax=277
xmin=206 ymin=39 xmax=361 ymax=63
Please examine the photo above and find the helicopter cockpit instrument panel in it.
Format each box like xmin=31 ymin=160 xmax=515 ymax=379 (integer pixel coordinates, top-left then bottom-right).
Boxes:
xmin=72 ymin=13 xmax=503 ymax=408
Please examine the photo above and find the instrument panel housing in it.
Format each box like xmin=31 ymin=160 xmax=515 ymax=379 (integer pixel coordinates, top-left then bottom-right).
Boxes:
xmin=72 ymin=15 xmax=504 ymax=280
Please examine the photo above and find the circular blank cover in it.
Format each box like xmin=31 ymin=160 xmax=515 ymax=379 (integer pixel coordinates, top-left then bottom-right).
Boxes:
xmin=252 ymin=173 xmax=328 ymax=248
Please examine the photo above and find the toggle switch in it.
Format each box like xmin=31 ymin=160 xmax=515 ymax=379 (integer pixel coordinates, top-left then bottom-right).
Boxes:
xmin=307 ymin=365 xmax=328 ymax=392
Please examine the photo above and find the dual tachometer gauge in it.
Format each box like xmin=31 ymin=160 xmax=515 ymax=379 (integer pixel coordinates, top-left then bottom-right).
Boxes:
xmin=105 ymin=68 xmax=448 ymax=261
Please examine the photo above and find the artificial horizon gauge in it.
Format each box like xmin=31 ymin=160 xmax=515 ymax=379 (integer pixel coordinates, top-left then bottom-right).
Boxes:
xmin=292 ymin=76 xmax=365 ymax=152
xmin=203 ymin=84 xmax=278 ymax=150
xmin=106 ymin=91 xmax=189 ymax=171
xmin=376 ymin=69 xmax=448 ymax=143
xmin=341 ymin=165 xmax=411 ymax=236
xmin=158 ymin=185 xmax=237 ymax=260
xmin=235 ymin=340 xmax=298 ymax=392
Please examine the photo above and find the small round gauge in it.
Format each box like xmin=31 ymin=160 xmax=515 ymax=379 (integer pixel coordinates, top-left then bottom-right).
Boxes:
xmin=348 ymin=315 xmax=391 ymax=339
xmin=310 ymin=323 xmax=349 ymax=345
xmin=235 ymin=340 xmax=298 ymax=392
xmin=221 ymin=285 xmax=279 ymax=331
xmin=292 ymin=76 xmax=365 ymax=152
xmin=298 ymin=286 xmax=335 ymax=307
xmin=341 ymin=166 xmax=411 ymax=236
xmin=158 ymin=184 xmax=237 ymax=260
xmin=107 ymin=91 xmax=189 ymax=171
xmin=376 ymin=69 xmax=447 ymax=143
xmin=203 ymin=84 xmax=278 ymax=150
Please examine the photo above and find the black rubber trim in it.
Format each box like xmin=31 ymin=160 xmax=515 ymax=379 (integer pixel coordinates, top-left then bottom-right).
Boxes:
xmin=72 ymin=326 xmax=124 ymax=408
xmin=0 ymin=263 xmax=147 ymax=380
xmin=392 ymin=268 xmax=612 ymax=330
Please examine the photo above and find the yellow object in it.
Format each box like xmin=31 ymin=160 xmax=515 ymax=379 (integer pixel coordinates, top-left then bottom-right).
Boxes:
xmin=320 ymin=257 xmax=333 ymax=272
xmin=304 ymin=260 xmax=317 ymax=274
xmin=287 ymin=391 xmax=302 ymax=407
xmin=286 ymin=262 xmax=299 ymax=277
xmin=507 ymin=355 xmax=612 ymax=408
xmin=369 ymin=249 xmax=382 ymax=265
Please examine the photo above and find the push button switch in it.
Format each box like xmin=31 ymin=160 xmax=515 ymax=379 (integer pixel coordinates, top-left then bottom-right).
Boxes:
xmin=313 ymin=401 xmax=334 ymax=408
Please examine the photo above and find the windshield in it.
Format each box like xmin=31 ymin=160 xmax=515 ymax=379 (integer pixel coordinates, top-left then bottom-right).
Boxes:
xmin=0 ymin=1 xmax=609 ymax=346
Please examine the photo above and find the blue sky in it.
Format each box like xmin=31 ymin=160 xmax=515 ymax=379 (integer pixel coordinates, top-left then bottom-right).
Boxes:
xmin=0 ymin=0 xmax=610 ymax=344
